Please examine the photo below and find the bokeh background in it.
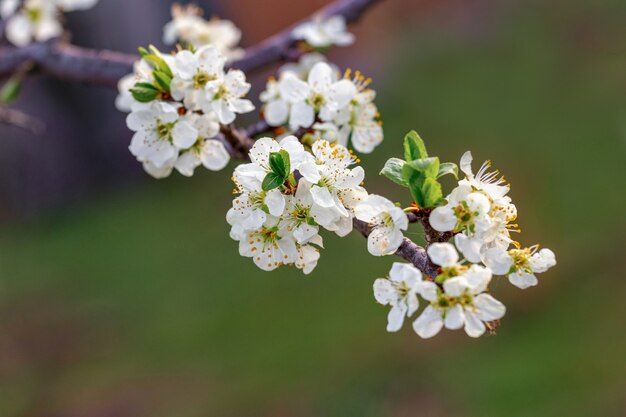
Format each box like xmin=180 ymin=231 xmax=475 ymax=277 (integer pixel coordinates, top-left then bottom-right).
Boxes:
xmin=1 ymin=0 xmax=625 ymax=415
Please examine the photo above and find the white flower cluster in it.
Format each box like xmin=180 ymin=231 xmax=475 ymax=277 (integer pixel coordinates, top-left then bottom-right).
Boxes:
xmin=0 ymin=0 xmax=98 ymax=47
xmin=375 ymin=245 xmax=506 ymax=338
xmin=117 ymin=45 xmax=255 ymax=178
xmin=162 ymin=4 xmax=244 ymax=61
xmin=429 ymin=151 xmax=556 ymax=289
xmin=227 ymin=138 xmax=368 ymax=273
xmin=260 ymin=58 xmax=384 ymax=154
xmin=373 ymin=152 xmax=556 ymax=339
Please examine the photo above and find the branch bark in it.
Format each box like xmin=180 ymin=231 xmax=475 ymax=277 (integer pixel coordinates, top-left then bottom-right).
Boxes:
xmin=0 ymin=0 xmax=384 ymax=86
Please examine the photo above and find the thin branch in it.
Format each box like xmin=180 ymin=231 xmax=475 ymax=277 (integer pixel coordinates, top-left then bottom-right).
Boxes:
xmin=0 ymin=0 xmax=385 ymax=86
xmin=0 ymin=105 xmax=45 ymax=134
xmin=353 ymin=218 xmax=439 ymax=278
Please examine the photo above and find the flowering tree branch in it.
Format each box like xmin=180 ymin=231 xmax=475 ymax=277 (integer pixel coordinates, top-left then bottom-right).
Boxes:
xmin=0 ymin=0 xmax=384 ymax=86
xmin=218 ymin=123 xmax=442 ymax=277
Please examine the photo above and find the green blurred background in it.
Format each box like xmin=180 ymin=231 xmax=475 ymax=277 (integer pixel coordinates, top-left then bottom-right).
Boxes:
xmin=1 ymin=0 xmax=625 ymax=415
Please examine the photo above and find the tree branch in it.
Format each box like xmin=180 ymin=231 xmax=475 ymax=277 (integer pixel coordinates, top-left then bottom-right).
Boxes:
xmin=0 ymin=0 xmax=384 ymax=86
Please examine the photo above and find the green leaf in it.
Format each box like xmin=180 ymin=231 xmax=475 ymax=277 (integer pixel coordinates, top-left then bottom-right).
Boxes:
xmin=269 ymin=150 xmax=290 ymax=180
xmin=403 ymin=130 xmax=428 ymax=162
xmin=0 ymin=78 xmax=21 ymax=104
xmin=422 ymin=177 xmax=443 ymax=208
xmin=405 ymin=157 xmax=440 ymax=179
xmin=380 ymin=158 xmax=408 ymax=187
xmin=402 ymin=164 xmax=425 ymax=207
xmin=130 ymin=82 xmax=159 ymax=103
xmin=142 ymin=45 xmax=173 ymax=78
xmin=438 ymin=162 xmax=459 ymax=179
xmin=262 ymin=172 xmax=284 ymax=191
xmin=153 ymin=70 xmax=172 ymax=92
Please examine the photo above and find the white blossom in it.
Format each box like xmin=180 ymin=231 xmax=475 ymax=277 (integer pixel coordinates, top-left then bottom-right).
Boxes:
xmin=483 ymin=245 xmax=556 ymax=289
xmin=298 ymin=140 xmax=364 ymax=236
xmin=3 ymin=0 xmax=62 ymax=47
xmin=238 ymin=220 xmax=298 ymax=272
xmin=163 ymin=4 xmax=243 ymax=60
xmin=127 ymin=102 xmax=198 ymax=174
xmin=374 ymin=263 xmax=428 ymax=332
xmin=173 ymin=113 xmax=230 ymax=177
xmin=355 ymin=195 xmax=408 ymax=256
xmin=292 ymin=14 xmax=354 ymax=48
xmin=413 ymin=255 xmax=505 ymax=338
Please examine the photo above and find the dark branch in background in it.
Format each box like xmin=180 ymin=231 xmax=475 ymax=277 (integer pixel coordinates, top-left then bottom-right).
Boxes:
xmin=0 ymin=105 xmax=45 ymax=134
xmin=0 ymin=0 xmax=443 ymax=276
xmin=0 ymin=0 xmax=384 ymax=86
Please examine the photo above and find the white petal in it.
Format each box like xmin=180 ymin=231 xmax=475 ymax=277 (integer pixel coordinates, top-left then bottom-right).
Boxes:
xmin=460 ymin=151 xmax=474 ymax=178
xmin=172 ymin=121 xmax=199 ymax=149
xmin=427 ymin=242 xmax=459 ymax=267
xmin=482 ymin=247 xmax=513 ymax=275
xmin=265 ymin=189 xmax=286 ymax=217
xmin=264 ymin=100 xmax=289 ymax=126
xmin=474 ymin=294 xmax=506 ymax=321
xmin=444 ymin=304 xmax=465 ymax=330
xmin=289 ymin=101 xmax=315 ymax=129
xmin=413 ymin=306 xmax=444 ymax=339
xmin=463 ymin=311 xmax=486 ymax=338
xmin=174 ymin=151 xmax=200 ymax=177
xmin=509 ymin=271 xmax=538 ymax=289
xmin=374 ymin=278 xmax=398 ymax=305
xmin=200 ymin=140 xmax=230 ymax=171
xmin=387 ymin=304 xmax=407 ymax=332
xmin=454 ymin=233 xmax=483 ymax=263
xmin=443 ymin=277 xmax=470 ymax=298
xmin=429 ymin=206 xmax=457 ymax=232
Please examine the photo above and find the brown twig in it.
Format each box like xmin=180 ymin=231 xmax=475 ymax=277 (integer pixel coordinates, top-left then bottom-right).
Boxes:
xmin=0 ymin=106 xmax=45 ymax=134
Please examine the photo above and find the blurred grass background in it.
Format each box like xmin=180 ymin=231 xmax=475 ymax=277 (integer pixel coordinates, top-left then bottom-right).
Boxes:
xmin=0 ymin=0 xmax=625 ymax=416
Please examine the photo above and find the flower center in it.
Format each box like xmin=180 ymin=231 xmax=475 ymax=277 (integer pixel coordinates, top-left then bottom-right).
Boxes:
xmin=155 ymin=119 xmax=173 ymax=140
xmin=310 ymin=93 xmax=326 ymax=109
xmin=193 ymin=72 xmax=215 ymax=89
xmin=26 ymin=7 xmax=42 ymax=23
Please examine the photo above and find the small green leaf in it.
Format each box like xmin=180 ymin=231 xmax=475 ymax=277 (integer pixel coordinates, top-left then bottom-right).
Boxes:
xmin=438 ymin=162 xmax=459 ymax=179
xmin=153 ymin=70 xmax=172 ymax=92
xmin=0 ymin=78 xmax=22 ymax=104
xmin=380 ymin=158 xmax=408 ymax=187
xmin=405 ymin=157 xmax=440 ymax=179
xmin=422 ymin=177 xmax=443 ymax=208
xmin=269 ymin=150 xmax=290 ymax=180
xmin=262 ymin=172 xmax=284 ymax=191
xmin=142 ymin=45 xmax=173 ymax=78
xmin=279 ymin=149 xmax=290 ymax=177
xmin=130 ymin=82 xmax=159 ymax=103
xmin=403 ymin=130 xmax=428 ymax=162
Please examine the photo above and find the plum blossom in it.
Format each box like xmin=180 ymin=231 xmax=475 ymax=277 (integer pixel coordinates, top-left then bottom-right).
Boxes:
xmin=355 ymin=195 xmax=408 ymax=256
xmin=2 ymin=0 xmax=61 ymax=47
xmin=238 ymin=220 xmax=298 ymax=272
xmin=483 ymin=245 xmax=556 ymax=289
xmin=412 ymin=243 xmax=506 ymax=338
xmin=292 ymin=14 xmax=354 ymax=48
xmin=374 ymin=263 xmax=429 ymax=332
xmin=127 ymin=102 xmax=198 ymax=174
xmin=173 ymin=113 xmax=230 ymax=176
xmin=298 ymin=140 xmax=365 ymax=236
xmin=1 ymin=0 xmax=98 ymax=47
xmin=163 ymin=4 xmax=243 ymax=60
